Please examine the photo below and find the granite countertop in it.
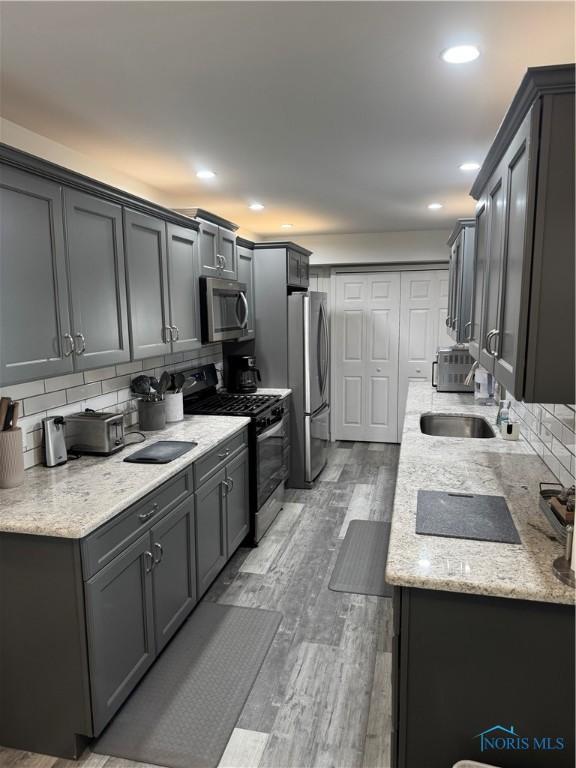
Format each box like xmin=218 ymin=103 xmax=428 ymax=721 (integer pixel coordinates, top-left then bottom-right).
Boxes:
xmin=222 ymin=387 xmax=292 ymax=398
xmin=385 ymin=382 xmax=574 ymax=605
xmin=0 ymin=415 xmax=250 ymax=539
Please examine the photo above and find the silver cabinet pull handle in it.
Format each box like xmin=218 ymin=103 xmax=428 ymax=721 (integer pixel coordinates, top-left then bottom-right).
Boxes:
xmin=445 ymin=316 xmax=452 ymax=327
xmin=139 ymin=502 xmax=159 ymax=522
xmin=485 ymin=329 xmax=496 ymax=351
xmin=172 ymin=325 xmax=180 ymax=341
xmin=74 ymin=332 xmax=86 ymax=355
xmin=227 ymin=477 xmax=234 ymax=493
xmin=488 ymin=329 xmax=500 ymax=357
xmin=63 ymin=333 xmax=74 ymax=357
xmin=218 ymin=448 xmax=231 ymax=459
xmin=153 ymin=542 xmax=163 ymax=565
xmin=163 ymin=325 xmax=172 ymax=344
xmin=222 ymin=479 xmax=229 ymax=496
xmin=464 ymin=321 xmax=472 ymax=341
xmin=144 ymin=551 xmax=154 ymax=573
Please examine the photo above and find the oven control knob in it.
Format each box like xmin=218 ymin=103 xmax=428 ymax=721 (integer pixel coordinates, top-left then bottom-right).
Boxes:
xmin=272 ymin=406 xmax=284 ymax=418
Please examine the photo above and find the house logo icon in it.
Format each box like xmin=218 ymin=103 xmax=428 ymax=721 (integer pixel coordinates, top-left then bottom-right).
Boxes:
xmin=475 ymin=724 xmax=525 ymax=752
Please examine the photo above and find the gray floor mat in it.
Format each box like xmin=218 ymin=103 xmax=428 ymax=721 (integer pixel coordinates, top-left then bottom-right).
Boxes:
xmin=329 ymin=520 xmax=393 ymax=598
xmin=94 ymin=602 xmax=282 ymax=768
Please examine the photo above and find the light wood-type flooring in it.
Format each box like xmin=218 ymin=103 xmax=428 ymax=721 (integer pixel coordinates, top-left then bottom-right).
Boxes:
xmin=0 ymin=441 xmax=399 ymax=768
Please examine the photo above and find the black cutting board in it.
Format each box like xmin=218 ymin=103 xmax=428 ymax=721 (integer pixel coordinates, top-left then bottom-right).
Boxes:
xmin=416 ymin=490 xmax=521 ymax=544
xmin=124 ymin=440 xmax=197 ymax=464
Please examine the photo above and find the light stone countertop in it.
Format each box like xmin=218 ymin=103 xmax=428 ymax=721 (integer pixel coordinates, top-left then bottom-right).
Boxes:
xmin=0 ymin=415 xmax=250 ymax=539
xmin=222 ymin=387 xmax=292 ymax=398
xmin=385 ymin=382 xmax=575 ymax=605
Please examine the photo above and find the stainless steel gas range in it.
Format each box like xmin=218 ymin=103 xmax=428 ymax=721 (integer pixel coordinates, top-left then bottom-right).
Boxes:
xmin=182 ymin=364 xmax=289 ymax=543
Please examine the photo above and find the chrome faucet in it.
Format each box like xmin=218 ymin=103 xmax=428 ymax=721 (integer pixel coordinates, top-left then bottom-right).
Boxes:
xmin=464 ymin=360 xmax=479 ymax=387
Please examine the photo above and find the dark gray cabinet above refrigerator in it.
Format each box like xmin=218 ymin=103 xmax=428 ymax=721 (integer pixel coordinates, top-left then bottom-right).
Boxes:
xmin=446 ymin=219 xmax=475 ymax=345
xmin=254 ymin=241 xmax=311 ymax=290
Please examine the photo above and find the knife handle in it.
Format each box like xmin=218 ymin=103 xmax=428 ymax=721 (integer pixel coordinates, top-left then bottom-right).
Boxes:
xmin=10 ymin=401 xmax=20 ymax=429
xmin=0 ymin=398 xmax=10 ymax=432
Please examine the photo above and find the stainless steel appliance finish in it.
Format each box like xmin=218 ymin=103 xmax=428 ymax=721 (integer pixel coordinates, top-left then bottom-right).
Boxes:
xmin=65 ymin=410 xmax=125 ymax=455
xmin=288 ymin=291 xmax=330 ymax=487
xmin=182 ymin=364 xmax=288 ymax=542
xmin=200 ymin=277 xmax=248 ymax=342
xmin=42 ymin=415 xmax=68 ymax=467
xmin=432 ymin=346 xmax=475 ymax=392
xmin=420 ymin=413 xmax=496 ymax=439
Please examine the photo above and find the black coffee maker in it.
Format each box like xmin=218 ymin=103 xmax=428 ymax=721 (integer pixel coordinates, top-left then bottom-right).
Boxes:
xmin=227 ymin=355 xmax=262 ymax=393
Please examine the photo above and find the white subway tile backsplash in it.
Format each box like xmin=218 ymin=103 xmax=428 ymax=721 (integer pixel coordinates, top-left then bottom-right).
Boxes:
xmin=116 ymin=361 xmax=143 ymax=376
xmin=0 ymin=380 xmax=45 ymax=399
xmin=66 ymin=382 xmax=102 ymax=404
xmin=83 ymin=366 xmax=117 ymax=384
xmin=24 ymin=390 xmax=66 ymax=416
xmin=13 ymin=345 xmax=223 ymax=470
xmin=44 ymin=373 xmax=85 ymax=393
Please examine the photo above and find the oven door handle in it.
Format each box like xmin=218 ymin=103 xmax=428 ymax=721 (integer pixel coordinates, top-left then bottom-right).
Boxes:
xmin=257 ymin=418 xmax=285 ymax=442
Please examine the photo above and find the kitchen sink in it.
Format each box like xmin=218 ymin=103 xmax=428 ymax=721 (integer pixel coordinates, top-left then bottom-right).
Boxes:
xmin=420 ymin=413 xmax=496 ymax=439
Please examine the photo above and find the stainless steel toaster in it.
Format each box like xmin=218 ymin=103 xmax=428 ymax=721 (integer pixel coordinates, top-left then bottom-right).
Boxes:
xmin=432 ymin=346 xmax=475 ymax=393
xmin=65 ymin=410 xmax=125 ymax=455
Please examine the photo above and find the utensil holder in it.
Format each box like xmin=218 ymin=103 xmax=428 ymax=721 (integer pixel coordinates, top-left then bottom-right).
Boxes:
xmin=138 ymin=399 xmax=166 ymax=431
xmin=0 ymin=428 xmax=24 ymax=489
xmin=164 ymin=392 xmax=184 ymax=422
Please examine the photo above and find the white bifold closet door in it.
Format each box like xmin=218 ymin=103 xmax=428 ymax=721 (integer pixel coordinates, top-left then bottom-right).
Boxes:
xmin=333 ymin=273 xmax=401 ymax=443
xmin=333 ymin=270 xmax=450 ymax=443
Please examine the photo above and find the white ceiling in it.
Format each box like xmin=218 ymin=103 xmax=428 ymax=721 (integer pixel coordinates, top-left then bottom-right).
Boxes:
xmin=0 ymin=1 xmax=574 ymax=235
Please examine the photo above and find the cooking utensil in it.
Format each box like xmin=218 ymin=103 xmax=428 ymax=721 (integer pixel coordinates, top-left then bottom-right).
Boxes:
xmin=3 ymin=402 xmax=15 ymax=431
xmin=158 ymin=370 xmax=171 ymax=397
xmin=149 ymin=376 xmax=160 ymax=392
xmin=0 ymin=398 xmax=12 ymax=431
xmin=172 ymin=372 xmax=185 ymax=393
xmin=10 ymin=401 xmax=20 ymax=429
xmin=131 ymin=375 xmax=151 ymax=396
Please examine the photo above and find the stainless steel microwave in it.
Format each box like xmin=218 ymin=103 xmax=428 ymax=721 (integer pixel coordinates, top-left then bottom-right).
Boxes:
xmin=200 ymin=277 xmax=249 ymax=342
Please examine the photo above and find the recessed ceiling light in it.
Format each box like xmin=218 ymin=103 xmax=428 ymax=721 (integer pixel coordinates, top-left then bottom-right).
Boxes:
xmin=459 ymin=162 xmax=481 ymax=172
xmin=249 ymin=202 xmax=264 ymax=211
xmin=196 ymin=169 xmax=216 ymax=180
xmin=427 ymin=202 xmax=443 ymax=210
xmin=441 ymin=45 xmax=480 ymax=64
xmin=280 ymin=223 xmax=293 ymax=229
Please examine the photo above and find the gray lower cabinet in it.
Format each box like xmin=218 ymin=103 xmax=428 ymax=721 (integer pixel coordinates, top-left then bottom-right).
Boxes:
xmin=0 ymin=165 xmax=74 ymax=384
xmin=85 ymin=532 xmax=156 ymax=735
xmin=64 ymin=189 xmax=131 ymax=369
xmin=195 ymin=467 xmax=227 ymax=598
xmin=225 ymin=448 xmax=250 ymax=554
xmin=124 ymin=209 xmax=172 ymax=359
xmin=151 ymin=496 xmax=197 ymax=653
xmin=166 ymin=223 xmax=201 ymax=352
xmin=236 ymin=244 xmax=256 ymax=339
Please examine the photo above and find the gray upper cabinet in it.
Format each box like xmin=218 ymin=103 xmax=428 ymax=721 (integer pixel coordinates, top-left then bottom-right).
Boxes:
xmin=150 ymin=497 xmax=197 ymax=653
xmin=225 ymin=448 xmax=250 ymax=555
xmin=64 ymin=190 xmax=130 ymax=369
xmin=287 ymin=248 xmax=309 ymax=289
xmin=166 ymin=223 xmax=201 ymax=353
xmin=468 ymin=65 xmax=574 ymax=402
xmin=85 ymin=532 xmax=155 ymax=736
xmin=194 ymin=468 xmax=227 ymax=598
xmin=0 ymin=165 xmax=74 ymax=384
xmin=197 ymin=218 xmax=237 ymax=280
xmin=254 ymin=242 xmax=313 ymax=295
xmin=236 ymin=243 xmax=255 ymax=340
xmin=446 ymin=219 xmax=476 ymax=344
xmin=124 ymin=209 xmax=172 ymax=359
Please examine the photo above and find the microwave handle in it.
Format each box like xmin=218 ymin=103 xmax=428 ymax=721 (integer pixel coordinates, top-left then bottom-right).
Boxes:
xmin=237 ymin=291 xmax=249 ymax=329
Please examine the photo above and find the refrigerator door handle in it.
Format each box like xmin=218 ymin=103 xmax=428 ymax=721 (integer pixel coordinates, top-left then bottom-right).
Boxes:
xmin=303 ymin=294 xmax=311 ymax=414
xmin=320 ymin=301 xmax=329 ymax=399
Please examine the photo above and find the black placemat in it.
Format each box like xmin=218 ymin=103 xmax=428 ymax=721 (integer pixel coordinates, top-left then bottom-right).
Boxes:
xmin=124 ymin=440 xmax=197 ymax=464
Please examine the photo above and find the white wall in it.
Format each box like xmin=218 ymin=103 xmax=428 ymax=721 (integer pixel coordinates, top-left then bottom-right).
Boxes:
xmin=288 ymin=230 xmax=450 ymax=266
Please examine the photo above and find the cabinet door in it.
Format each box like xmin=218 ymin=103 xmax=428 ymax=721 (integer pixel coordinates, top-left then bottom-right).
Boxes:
xmin=478 ymin=166 xmax=506 ymax=373
xmin=85 ymin=533 xmax=155 ymax=736
xmin=225 ymin=448 xmax=250 ymax=555
xmin=299 ymin=254 xmax=310 ymax=288
xmin=64 ymin=190 xmax=130 ymax=370
xmin=124 ymin=209 xmax=171 ymax=359
xmin=237 ymin=246 xmax=255 ymax=339
xmin=469 ymin=202 xmax=488 ymax=360
xmin=446 ymin=243 xmax=458 ymax=340
xmin=198 ymin=219 xmax=219 ymax=277
xmin=166 ymin=223 xmax=201 ymax=353
xmin=218 ymin=227 xmax=237 ymax=280
xmin=458 ymin=227 xmax=476 ymax=344
xmin=287 ymin=251 xmax=300 ymax=287
xmin=451 ymin=238 xmax=463 ymax=337
xmin=150 ymin=497 xmax=197 ymax=653
xmin=0 ymin=165 xmax=73 ymax=384
xmin=194 ymin=469 xmax=227 ymax=598
xmin=494 ymin=110 xmax=534 ymax=395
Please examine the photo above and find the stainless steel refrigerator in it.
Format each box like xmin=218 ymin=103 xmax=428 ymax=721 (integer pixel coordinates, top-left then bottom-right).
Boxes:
xmin=288 ymin=291 xmax=330 ymax=487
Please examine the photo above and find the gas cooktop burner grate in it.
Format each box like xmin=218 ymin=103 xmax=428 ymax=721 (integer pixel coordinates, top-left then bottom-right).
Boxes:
xmin=184 ymin=392 xmax=281 ymax=417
